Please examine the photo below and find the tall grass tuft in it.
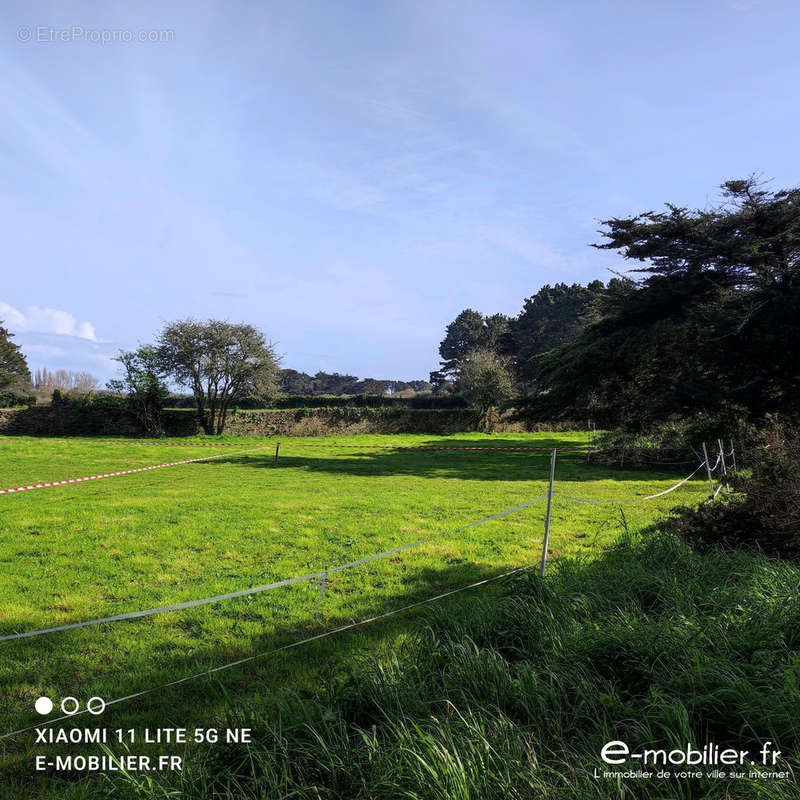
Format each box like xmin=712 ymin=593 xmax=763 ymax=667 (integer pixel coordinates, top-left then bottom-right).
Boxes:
xmin=85 ymin=529 xmax=800 ymax=799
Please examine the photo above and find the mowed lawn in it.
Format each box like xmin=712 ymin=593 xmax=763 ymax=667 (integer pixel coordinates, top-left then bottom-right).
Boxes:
xmin=0 ymin=432 xmax=709 ymax=782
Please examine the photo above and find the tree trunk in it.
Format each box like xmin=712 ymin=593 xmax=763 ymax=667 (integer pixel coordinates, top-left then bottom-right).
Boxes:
xmin=217 ymin=403 xmax=229 ymax=435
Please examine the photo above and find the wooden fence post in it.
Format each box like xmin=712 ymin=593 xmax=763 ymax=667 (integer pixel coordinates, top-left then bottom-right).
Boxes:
xmin=274 ymin=442 xmax=281 ymax=465
xmin=587 ymin=420 xmax=591 ymax=463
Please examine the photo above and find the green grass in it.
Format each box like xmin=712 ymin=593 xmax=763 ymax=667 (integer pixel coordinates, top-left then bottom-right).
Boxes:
xmin=0 ymin=432 xmax=717 ymax=796
xmin=123 ymin=530 xmax=795 ymax=800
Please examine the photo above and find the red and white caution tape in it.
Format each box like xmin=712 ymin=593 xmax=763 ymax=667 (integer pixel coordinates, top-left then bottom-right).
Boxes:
xmin=0 ymin=446 xmax=268 ymax=496
xmin=285 ymin=443 xmax=590 ymax=452
xmin=105 ymin=441 xmax=251 ymax=448
xmin=81 ymin=440 xmax=590 ymax=452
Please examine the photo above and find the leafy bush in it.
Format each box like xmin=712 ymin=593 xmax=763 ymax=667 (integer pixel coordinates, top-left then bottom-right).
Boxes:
xmin=0 ymin=390 xmax=36 ymax=408
xmin=51 ymin=389 xmax=127 ymax=410
xmin=592 ymin=407 xmax=756 ymax=469
xmin=670 ymin=420 xmax=800 ymax=559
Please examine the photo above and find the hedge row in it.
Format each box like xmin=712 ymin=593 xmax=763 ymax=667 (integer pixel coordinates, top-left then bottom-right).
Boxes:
xmin=165 ymin=394 xmax=469 ymax=410
xmin=0 ymin=391 xmax=37 ymax=409
xmin=0 ymin=405 xmax=578 ymax=437
xmin=2 ymin=390 xmax=469 ymax=411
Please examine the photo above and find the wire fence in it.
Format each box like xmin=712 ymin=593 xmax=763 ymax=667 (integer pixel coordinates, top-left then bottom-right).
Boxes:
xmin=0 ymin=566 xmax=527 ymax=741
xmin=0 ymin=437 xmax=734 ymax=740
xmin=553 ymin=460 xmax=708 ymax=505
xmin=0 ymin=495 xmax=547 ymax=643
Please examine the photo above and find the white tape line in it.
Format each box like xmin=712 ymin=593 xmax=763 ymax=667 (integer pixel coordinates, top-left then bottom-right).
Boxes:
xmin=554 ymin=461 xmax=707 ymax=506
xmin=0 ymin=566 xmax=528 ymax=741
xmin=0 ymin=495 xmax=547 ymax=643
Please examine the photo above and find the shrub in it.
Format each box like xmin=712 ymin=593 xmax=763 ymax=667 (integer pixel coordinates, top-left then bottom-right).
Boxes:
xmin=670 ymin=419 xmax=800 ymax=559
xmin=0 ymin=390 xmax=36 ymax=408
xmin=51 ymin=389 xmax=127 ymax=411
xmin=592 ymin=407 xmax=756 ymax=469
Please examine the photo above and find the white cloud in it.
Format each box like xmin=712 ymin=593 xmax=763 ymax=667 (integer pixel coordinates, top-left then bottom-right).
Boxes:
xmin=0 ymin=301 xmax=98 ymax=341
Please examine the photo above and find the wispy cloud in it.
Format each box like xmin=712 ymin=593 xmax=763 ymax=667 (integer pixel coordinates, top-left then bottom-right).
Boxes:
xmin=0 ymin=301 xmax=97 ymax=341
xmin=2 ymin=0 xmax=798 ymax=381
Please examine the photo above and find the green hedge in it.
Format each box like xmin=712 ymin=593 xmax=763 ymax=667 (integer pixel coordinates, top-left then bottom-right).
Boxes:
xmin=0 ymin=390 xmax=37 ymax=408
xmin=165 ymin=393 xmax=468 ymax=410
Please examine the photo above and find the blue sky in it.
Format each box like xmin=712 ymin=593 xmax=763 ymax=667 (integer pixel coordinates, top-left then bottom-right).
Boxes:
xmin=3 ymin=0 xmax=799 ymax=383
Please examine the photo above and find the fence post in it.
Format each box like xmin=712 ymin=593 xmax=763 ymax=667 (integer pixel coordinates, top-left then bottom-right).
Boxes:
xmin=730 ymin=438 xmax=737 ymax=474
xmin=586 ymin=420 xmax=591 ymax=463
xmin=274 ymin=442 xmax=281 ymax=465
xmin=717 ymin=438 xmax=727 ymax=477
xmin=717 ymin=437 xmax=729 ymax=490
xmin=587 ymin=420 xmax=596 ymax=464
xmin=702 ymin=442 xmax=714 ymax=498
xmin=540 ymin=448 xmax=557 ymax=578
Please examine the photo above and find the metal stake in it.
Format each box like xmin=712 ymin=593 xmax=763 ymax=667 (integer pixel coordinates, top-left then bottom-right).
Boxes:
xmin=718 ymin=437 xmax=729 ymax=490
xmin=702 ymin=442 xmax=714 ymax=498
xmin=717 ymin=438 xmax=727 ymax=478
xmin=540 ymin=448 xmax=557 ymax=577
xmin=274 ymin=442 xmax=281 ymax=465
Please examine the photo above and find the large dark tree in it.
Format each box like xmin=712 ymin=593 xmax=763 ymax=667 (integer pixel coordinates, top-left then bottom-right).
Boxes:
xmin=0 ymin=321 xmax=30 ymax=391
xmin=507 ymin=281 xmax=604 ymax=389
xmin=431 ymin=309 xmax=509 ymax=389
xmin=279 ymin=369 xmax=315 ymax=394
xmin=533 ymin=178 xmax=800 ymax=426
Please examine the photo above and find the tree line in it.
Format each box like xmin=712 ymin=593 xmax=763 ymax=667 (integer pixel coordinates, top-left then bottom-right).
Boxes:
xmin=2 ymin=176 xmax=797 ymax=433
xmin=433 ymin=177 xmax=800 ymax=430
xmin=278 ymin=370 xmax=431 ymax=397
xmin=33 ymin=368 xmax=100 ymax=392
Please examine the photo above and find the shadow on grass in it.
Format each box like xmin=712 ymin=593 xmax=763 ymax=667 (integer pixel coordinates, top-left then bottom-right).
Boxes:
xmin=4 ymin=527 xmax=800 ymax=800
xmin=190 ymin=436 xmax=696 ymax=484
xmin=0 ymin=558 xmax=530 ymax=762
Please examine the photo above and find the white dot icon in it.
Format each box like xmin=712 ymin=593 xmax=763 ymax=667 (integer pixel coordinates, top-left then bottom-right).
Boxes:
xmin=35 ymin=697 xmax=53 ymax=715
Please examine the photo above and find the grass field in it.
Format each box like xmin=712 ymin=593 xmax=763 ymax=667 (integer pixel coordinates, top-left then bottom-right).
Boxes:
xmin=0 ymin=432 xmax=715 ymax=795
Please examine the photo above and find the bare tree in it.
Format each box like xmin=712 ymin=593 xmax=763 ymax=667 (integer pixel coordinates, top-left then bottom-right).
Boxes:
xmin=33 ymin=368 xmax=99 ymax=391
